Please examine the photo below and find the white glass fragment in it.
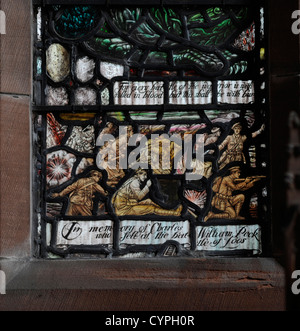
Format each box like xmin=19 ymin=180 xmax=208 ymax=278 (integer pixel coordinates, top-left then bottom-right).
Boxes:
xmin=74 ymin=87 xmax=97 ymax=105
xmin=204 ymin=110 xmax=240 ymax=123
xmin=260 ymin=7 xmax=265 ymax=40
xmin=65 ymin=125 xmax=95 ymax=153
xmin=75 ymin=56 xmax=95 ymax=83
xmin=101 ymin=88 xmax=110 ymax=105
xmin=45 ymin=86 xmax=69 ymax=106
xmin=100 ymin=61 xmax=124 ymax=80
xmin=46 ymin=223 xmax=52 ymax=246
xmin=46 ymin=43 xmax=70 ymax=83
xmin=37 ymin=7 xmax=42 ymax=41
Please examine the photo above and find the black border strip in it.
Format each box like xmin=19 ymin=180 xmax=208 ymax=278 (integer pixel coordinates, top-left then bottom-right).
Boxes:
xmin=33 ymin=0 xmax=262 ymax=6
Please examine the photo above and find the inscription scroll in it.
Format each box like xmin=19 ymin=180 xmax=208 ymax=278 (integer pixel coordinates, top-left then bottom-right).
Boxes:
xmin=217 ymin=80 xmax=255 ymax=104
xmin=119 ymin=220 xmax=190 ymax=247
xmin=169 ymin=81 xmax=212 ymax=104
xmin=56 ymin=220 xmax=113 ymax=247
xmin=196 ymin=224 xmax=261 ymax=254
xmin=114 ymin=81 xmax=164 ymax=105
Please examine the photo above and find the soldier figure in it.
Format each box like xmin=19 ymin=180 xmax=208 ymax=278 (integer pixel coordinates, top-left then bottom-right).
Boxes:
xmin=52 ymin=170 xmax=107 ymax=216
xmin=218 ymin=122 xmax=264 ymax=169
xmin=204 ymin=166 xmax=263 ymax=221
xmin=112 ymin=169 xmax=182 ymax=216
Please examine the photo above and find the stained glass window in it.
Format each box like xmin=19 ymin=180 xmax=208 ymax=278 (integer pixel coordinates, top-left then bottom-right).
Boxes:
xmin=32 ymin=1 xmax=269 ymax=258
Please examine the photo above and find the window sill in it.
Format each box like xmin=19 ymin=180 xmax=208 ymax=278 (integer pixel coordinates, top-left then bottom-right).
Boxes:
xmin=0 ymin=257 xmax=286 ymax=310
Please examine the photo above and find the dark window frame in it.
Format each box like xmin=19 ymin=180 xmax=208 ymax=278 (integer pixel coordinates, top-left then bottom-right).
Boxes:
xmin=31 ymin=0 xmax=272 ymax=259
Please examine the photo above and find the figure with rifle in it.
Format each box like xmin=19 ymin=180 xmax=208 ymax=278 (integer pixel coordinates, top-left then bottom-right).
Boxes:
xmin=204 ymin=166 xmax=265 ymax=221
xmin=51 ymin=170 xmax=108 ymax=216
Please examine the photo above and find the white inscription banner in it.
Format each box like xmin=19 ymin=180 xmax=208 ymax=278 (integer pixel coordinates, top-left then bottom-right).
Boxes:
xmin=114 ymin=81 xmax=164 ymax=105
xmin=119 ymin=220 xmax=190 ymax=246
xmin=196 ymin=224 xmax=262 ymax=254
xmin=56 ymin=220 xmax=113 ymax=246
xmin=217 ymin=80 xmax=255 ymax=104
xmin=169 ymin=81 xmax=212 ymax=104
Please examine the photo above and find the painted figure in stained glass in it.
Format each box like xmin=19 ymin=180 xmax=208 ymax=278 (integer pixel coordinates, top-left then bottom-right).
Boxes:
xmin=52 ymin=170 xmax=107 ymax=216
xmin=218 ymin=122 xmax=265 ymax=169
xmin=171 ymin=127 xmax=220 ymax=181
xmin=202 ymin=127 xmax=222 ymax=151
xmin=204 ymin=166 xmax=265 ymax=221
xmin=96 ymin=125 xmax=133 ymax=186
xmin=112 ymin=169 xmax=182 ymax=216
xmin=139 ymin=135 xmax=182 ymax=175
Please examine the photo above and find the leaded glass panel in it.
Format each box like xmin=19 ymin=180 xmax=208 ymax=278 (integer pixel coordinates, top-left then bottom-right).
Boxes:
xmin=32 ymin=1 xmax=269 ymax=258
